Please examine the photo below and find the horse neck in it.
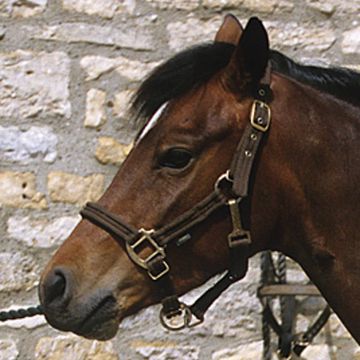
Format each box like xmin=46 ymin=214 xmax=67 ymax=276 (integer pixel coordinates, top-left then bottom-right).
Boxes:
xmin=255 ymin=73 xmax=360 ymax=341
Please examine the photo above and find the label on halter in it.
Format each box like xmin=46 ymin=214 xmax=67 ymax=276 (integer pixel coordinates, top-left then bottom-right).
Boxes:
xmin=138 ymin=102 xmax=168 ymax=141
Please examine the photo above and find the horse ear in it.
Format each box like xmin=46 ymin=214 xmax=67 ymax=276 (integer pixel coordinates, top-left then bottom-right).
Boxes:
xmin=229 ymin=17 xmax=269 ymax=88
xmin=215 ymin=14 xmax=243 ymax=45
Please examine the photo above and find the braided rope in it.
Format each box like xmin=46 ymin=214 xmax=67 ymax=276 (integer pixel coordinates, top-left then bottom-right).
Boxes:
xmin=0 ymin=305 xmax=44 ymax=322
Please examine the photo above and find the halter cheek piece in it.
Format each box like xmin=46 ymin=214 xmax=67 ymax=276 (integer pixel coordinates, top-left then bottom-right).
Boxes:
xmin=81 ymin=65 xmax=272 ymax=331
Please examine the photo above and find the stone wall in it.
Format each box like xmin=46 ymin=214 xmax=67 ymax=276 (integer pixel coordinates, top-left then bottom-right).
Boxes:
xmin=0 ymin=0 xmax=359 ymax=359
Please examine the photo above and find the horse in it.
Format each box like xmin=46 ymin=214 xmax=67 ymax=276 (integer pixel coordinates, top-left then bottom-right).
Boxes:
xmin=38 ymin=14 xmax=360 ymax=345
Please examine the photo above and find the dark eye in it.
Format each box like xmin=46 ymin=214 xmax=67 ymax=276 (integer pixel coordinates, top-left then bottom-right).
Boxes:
xmin=158 ymin=148 xmax=193 ymax=169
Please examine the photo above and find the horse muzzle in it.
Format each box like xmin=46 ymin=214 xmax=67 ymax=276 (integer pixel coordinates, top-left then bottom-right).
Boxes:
xmin=39 ymin=266 xmax=120 ymax=340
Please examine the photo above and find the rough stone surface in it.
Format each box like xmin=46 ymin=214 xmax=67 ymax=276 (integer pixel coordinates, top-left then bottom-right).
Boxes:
xmin=0 ymin=0 xmax=47 ymax=17
xmin=203 ymin=0 xmax=294 ymax=11
xmin=0 ymin=171 xmax=47 ymax=209
xmin=212 ymin=341 xmax=263 ymax=360
xmin=342 ymin=27 xmax=360 ymax=55
xmin=0 ymin=25 xmax=6 ymax=39
xmin=146 ymin=0 xmax=199 ymax=10
xmin=62 ymin=0 xmax=136 ymax=18
xmin=27 ymin=23 xmax=154 ymax=50
xmin=202 ymin=0 xmax=243 ymax=9
xmin=306 ymin=0 xmax=336 ymax=14
xmin=267 ymin=22 xmax=336 ymax=52
xmin=81 ymin=55 xmax=159 ymax=81
xmin=133 ymin=340 xmax=200 ymax=359
xmin=0 ymin=339 xmax=18 ymax=360
xmin=0 ymin=252 xmax=38 ymax=292
xmin=95 ymin=137 xmax=132 ymax=165
xmin=7 ymin=215 xmax=80 ymax=248
xmin=301 ymin=344 xmax=334 ymax=359
xmin=0 ymin=50 xmax=71 ymax=119
xmin=167 ymin=17 xmax=222 ymax=51
xmin=34 ymin=335 xmax=118 ymax=360
xmin=0 ymin=126 xmax=58 ymax=164
xmin=84 ymin=89 xmax=107 ymax=128
xmin=113 ymin=89 xmax=134 ymax=118
xmin=47 ymin=171 xmax=104 ymax=205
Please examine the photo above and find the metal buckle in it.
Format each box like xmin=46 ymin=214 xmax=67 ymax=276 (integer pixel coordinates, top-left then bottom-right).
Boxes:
xmin=250 ymin=100 xmax=271 ymax=132
xmin=159 ymin=303 xmax=203 ymax=331
xmin=126 ymin=229 xmax=169 ymax=280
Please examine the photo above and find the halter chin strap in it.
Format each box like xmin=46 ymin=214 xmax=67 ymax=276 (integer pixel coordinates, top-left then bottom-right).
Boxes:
xmin=80 ymin=64 xmax=272 ymax=331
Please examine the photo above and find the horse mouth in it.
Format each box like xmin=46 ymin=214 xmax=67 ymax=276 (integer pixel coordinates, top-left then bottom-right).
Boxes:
xmin=75 ymin=296 xmax=121 ymax=340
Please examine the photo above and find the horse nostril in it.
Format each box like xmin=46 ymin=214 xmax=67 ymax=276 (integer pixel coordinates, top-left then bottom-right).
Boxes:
xmin=41 ymin=268 xmax=72 ymax=307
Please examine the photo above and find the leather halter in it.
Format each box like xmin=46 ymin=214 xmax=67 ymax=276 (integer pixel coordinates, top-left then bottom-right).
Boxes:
xmin=81 ymin=65 xmax=272 ymax=330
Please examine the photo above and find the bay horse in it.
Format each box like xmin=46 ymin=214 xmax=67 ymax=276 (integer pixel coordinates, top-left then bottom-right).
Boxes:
xmin=39 ymin=15 xmax=360 ymax=345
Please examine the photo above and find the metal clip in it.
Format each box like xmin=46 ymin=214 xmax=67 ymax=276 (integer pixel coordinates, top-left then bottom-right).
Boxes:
xmin=159 ymin=302 xmax=193 ymax=331
xmin=214 ymin=170 xmax=233 ymax=193
xmin=227 ymin=199 xmax=251 ymax=248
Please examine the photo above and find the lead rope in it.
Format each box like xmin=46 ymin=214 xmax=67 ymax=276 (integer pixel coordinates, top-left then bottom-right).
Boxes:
xmin=0 ymin=305 xmax=43 ymax=322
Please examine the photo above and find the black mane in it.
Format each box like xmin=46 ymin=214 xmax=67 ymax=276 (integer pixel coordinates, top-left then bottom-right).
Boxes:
xmin=131 ymin=42 xmax=360 ymax=128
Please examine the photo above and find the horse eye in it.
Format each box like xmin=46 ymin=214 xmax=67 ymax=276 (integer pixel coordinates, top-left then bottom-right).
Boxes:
xmin=159 ymin=148 xmax=193 ymax=169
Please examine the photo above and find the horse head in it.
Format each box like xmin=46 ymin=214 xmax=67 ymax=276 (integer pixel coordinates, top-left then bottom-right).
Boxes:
xmin=38 ymin=14 xmax=360 ymax=343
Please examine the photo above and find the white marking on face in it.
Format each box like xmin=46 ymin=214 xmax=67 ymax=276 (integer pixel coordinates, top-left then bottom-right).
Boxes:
xmin=137 ymin=102 xmax=168 ymax=142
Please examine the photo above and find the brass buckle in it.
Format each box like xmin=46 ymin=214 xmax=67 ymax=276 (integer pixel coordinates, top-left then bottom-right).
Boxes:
xmin=250 ymin=100 xmax=271 ymax=132
xmin=126 ymin=229 xmax=169 ymax=280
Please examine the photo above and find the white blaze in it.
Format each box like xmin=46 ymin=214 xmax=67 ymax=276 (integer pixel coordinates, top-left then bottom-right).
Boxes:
xmin=137 ymin=102 xmax=168 ymax=141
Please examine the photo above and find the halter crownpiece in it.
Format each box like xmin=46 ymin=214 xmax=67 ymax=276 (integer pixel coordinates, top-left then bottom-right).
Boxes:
xmin=80 ymin=63 xmax=272 ymax=331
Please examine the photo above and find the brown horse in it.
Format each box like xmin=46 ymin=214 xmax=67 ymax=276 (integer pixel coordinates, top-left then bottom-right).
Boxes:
xmin=39 ymin=15 xmax=360 ymax=344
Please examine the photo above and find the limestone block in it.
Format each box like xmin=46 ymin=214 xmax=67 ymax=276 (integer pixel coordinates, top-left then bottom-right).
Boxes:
xmin=266 ymin=22 xmax=336 ymax=52
xmin=34 ymin=335 xmax=118 ymax=360
xmin=301 ymin=344 xmax=334 ymax=359
xmin=47 ymin=171 xmax=104 ymax=205
xmin=62 ymin=0 xmax=136 ymax=18
xmin=0 ymin=25 xmax=6 ymax=39
xmin=95 ymin=137 xmax=132 ymax=165
xmin=27 ymin=23 xmax=153 ymax=51
xmin=202 ymin=0 xmax=243 ymax=9
xmin=113 ymin=90 xmax=134 ymax=118
xmin=0 ymin=126 xmax=58 ymax=164
xmin=342 ymin=27 xmax=360 ymax=55
xmin=246 ymin=0 xmax=294 ymax=12
xmin=167 ymin=16 xmax=222 ymax=51
xmin=212 ymin=341 xmax=263 ymax=360
xmin=203 ymin=0 xmax=293 ymax=12
xmin=0 ymin=0 xmax=47 ymax=17
xmin=0 ymin=50 xmax=71 ymax=119
xmin=80 ymin=55 xmax=159 ymax=81
xmin=7 ymin=215 xmax=80 ymax=248
xmin=132 ymin=340 xmax=199 ymax=359
xmin=0 ymin=305 xmax=46 ymax=328
xmin=0 ymin=252 xmax=38 ymax=292
xmin=242 ymin=0 xmax=277 ymax=13
xmin=145 ymin=0 xmax=199 ymax=10
xmin=0 ymin=339 xmax=18 ymax=360
xmin=0 ymin=172 xmax=47 ymax=209
xmin=328 ymin=314 xmax=353 ymax=338
xmin=84 ymin=89 xmax=107 ymax=128
xmin=306 ymin=0 xmax=336 ymax=14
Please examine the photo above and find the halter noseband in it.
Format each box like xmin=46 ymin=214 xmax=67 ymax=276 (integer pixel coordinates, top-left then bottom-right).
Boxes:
xmin=80 ymin=65 xmax=272 ymax=331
